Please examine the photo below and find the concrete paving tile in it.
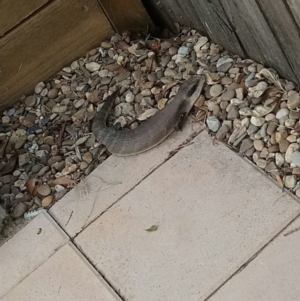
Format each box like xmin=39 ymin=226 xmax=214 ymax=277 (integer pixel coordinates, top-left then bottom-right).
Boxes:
xmin=1 ymin=242 xmax=122 ymax=301
xmin=75 ymin=132 xmax=300 ymax=301
xmin=50 ymin=117 xmax=202 ymax=237
xmin=0 ymin=212 xmax=68 ymax=298
xmin=208 ymin=215 xmax=300 ymax=301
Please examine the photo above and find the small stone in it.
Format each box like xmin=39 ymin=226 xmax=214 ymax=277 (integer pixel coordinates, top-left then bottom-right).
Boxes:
xmin=178 ymin=46 xmax=190 ymax=56
xmin=267 ymin=122 xmax=277 ymax=135
xmin=235 ymin=88 xmax=244 ymax=100
xmin=48 ymin=156 xmax=62 ymax=166
xmin=11 ymin=202 xmax=28 ymax=218
xmin=74 ymin=99 xmax=85 ymax=109
xmin=291 ymin=151 xmax=300 ymax=167
xmin=221 ymin=77 xmax=233 ymax=85
xmin=19 ymin=153 xmax=30 ymax=166
xmin=42 ymin=195 xmax=53 ymax=207
xmin=22 ymin=114 xmax=36 ymax=127
xmin=287 ymin=135 xmax=297 ymax=143
xmin=38 ymin=166 xmax=50 ymax=176
xmin=62 ymin=162 xmax=77 ymax=175
xmin=256 ymin=159 xmax=267 ymax=169
xmin=285 ymin=82 xmax=296 ymax=91
xmin=35 ymin=150 xmax=48 ymax=162
xmin=227 ymin=105 xmax=239 ymax=120
xmin=296 ymin=189 xmax=300 ymax=198
xmin=260 ymin=148 xmax=269 ymax=158
xmin=44 ymin=136 xmax=55 ymax=145
xmin=268 ymin=145 xmax=279 ymax=153
xmin=164 ymin=68 xmax=177 ymax=78
xmin=52 ymin=161 xmax=65 ymax=171
xmin=221 ymin=89 xmax=235 ymax=101
xmin=250 ymin=116 xmax=265 ymax=127
xmin=275 ymin=153 xmax=285 ymax=167
xmin=25 ymin=95 xmax=36 ymax=107
xmin=125 ymin=92 xmax=135 ymax=103
xmin=15 ymin=135 xmax=27 ymax=149
xmin=285 ymin=143 xmax=299 ymax=163
xmin=276 ymin=108 xmax=289 ymax=120
xmin=86 ymin=62 xmax=100 ymax=72
xmin=48 ymin=88 xmax=58 ymax=99
xmin=37 ymin=184 xmax=51 ymax=197
xmin=245 ymin=147 xmax=255 ymax=157
xmin=293 ymin=168 xmax=300 ymax=175
xmin=82 ymin=152 xmax=93 ymax=164
xmin=239 ymin=138 xmax=253 ymax=153
xmin=253 ymin=140 xmax=264 ymax=151
xmin=287 ymin=92 xmax=300 ymax=110
xmin=169 ymin=46 xmax=178 ymax=55
xmin=284 ymin=175 xmax=297 ymax=189
xmin=206 ymin=116 xmax=221 ymax=132
xmin=216 ymin=125 xmax=230 ymax=141
xmin=279 ymin=140 xmax=290 ymax=153
xmin=101 ymin=41 xmax=112 ymax=49
xmin=265 ymin=114 xmax=276 ymax=122
xmin=247 ymin=124 xmax=258 ymax=135
xmin=115 ymin=71 xmax=131 ymax=82
xmin=52 ymin=105 xmax=67 ymax=113
xmin=209 ymin=84 xmax=223 ymax=97
xmin=216 ymin=57 xmax=233 ymax=72
xmin=265 ymin=162 xmax=279 ymax=175
xmin=194 ymin=37 xmax=208 ymax=52
xmin=35 ymin=82 xmax=45 ymax=94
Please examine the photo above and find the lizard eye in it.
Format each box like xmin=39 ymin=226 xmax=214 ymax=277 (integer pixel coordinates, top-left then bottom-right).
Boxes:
xmin=186 ymin=81 xmax=198 ymax=97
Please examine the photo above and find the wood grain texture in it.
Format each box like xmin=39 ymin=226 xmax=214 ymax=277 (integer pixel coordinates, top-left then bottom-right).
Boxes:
xmin=220 ymin=0 xmax=297 ymax=82
xmin=0 ymin=0 xmax=113 ymax=111
xmin=99 ymin=0 xmax=153 ymax=34
xmin=286 ymin=0 xmax=300 ymax=28
xmin=188 ymin=0 xmax=247 ymax=58
xmin=0 ymin=0 xmax=51 ymax=37
xmin=257 ymin=0 xmax=300 ymax=82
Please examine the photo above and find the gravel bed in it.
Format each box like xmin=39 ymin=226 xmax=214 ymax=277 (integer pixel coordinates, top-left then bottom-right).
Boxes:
xmin=1 ymin=26 xmax=300 ymax=242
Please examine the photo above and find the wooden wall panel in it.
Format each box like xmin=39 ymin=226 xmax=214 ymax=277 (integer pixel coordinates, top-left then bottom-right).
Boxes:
xmin=286 ymin=0 xmax=300 ymax=28
xmin=0 ymin=0 xmax=51 ymax=37
xmin=144 ymin=0 xmax=300 ymax=84
xmin=99 ymin=0 xmax=153 ymax=34
xmin=220 ymin=0 xmax=297 ymax=82
xmin=0 ymin=0 xmax=113 ymax=111
xmin=257 ymin=0 xmax=300 ymax=82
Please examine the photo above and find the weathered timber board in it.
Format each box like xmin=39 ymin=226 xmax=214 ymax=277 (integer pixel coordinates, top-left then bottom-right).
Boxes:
xmin=99 ymin=0 xmax=153 ymax=34
xmin=257 ymin=0 xmax=300 ymax=82
xmin=287 ymin=0 xmax=300 ymax=29
xmin=220 ymin=0 xmax=297 ymax=83
xmin=177 ymin=0 xmax=246 ymax=58
xmin=0 ymin=0 xmax=51 ymax=37
xmin=0 ymin=0 xmax=113 ymax=111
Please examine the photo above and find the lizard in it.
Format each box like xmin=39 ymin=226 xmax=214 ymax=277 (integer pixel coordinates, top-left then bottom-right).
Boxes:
xmin=91 ymin=74 xmax=205 ymax=156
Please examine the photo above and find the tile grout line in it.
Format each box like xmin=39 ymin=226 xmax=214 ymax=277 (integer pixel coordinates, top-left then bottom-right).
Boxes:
xmin=203 ymin=211 xmax=300 ymax=301
xmin=67 ymin=129 xmax=203 ymax=239
xmin=1 ymin=239 xmax=68 ymax=299
xmin=46 ymin=129 xmax=204 ymax=300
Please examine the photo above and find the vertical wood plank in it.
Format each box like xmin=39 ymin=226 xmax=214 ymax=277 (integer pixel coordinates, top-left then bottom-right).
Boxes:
xmin=99 ymin=0 xmax=153 ymax=34
xmin=183 ymin=0 xmax=246 ymax=58
xmin=0 ymin=0 xmax=51 ymax=37
xmin=0 ymin=0 xmax=113 ymax=111
xmin=286 ymin=0 xmax=300 ymax=28
xmin=258 ymin=0 xmax=300 ymax=82
xmin=220 ymin=0 xmax=297 ymax=82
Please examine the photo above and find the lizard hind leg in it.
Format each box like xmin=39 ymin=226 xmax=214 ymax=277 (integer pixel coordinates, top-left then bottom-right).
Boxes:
xmin=174 ymin=113 xmax=187 ymax=132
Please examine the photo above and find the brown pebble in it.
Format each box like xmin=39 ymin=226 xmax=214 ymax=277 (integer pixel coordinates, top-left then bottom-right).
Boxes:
xmin=268 ymin=145 xmax=280 ymax=153
xmin=279 ymin=140 xmax=290 ymax=153
xmin=42 ymin=195 xmax=53 ymax=207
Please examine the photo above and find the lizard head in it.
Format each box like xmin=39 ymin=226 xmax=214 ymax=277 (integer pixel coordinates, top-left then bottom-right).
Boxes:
xmin=179 ymin=74 xmax=206 ymax=114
